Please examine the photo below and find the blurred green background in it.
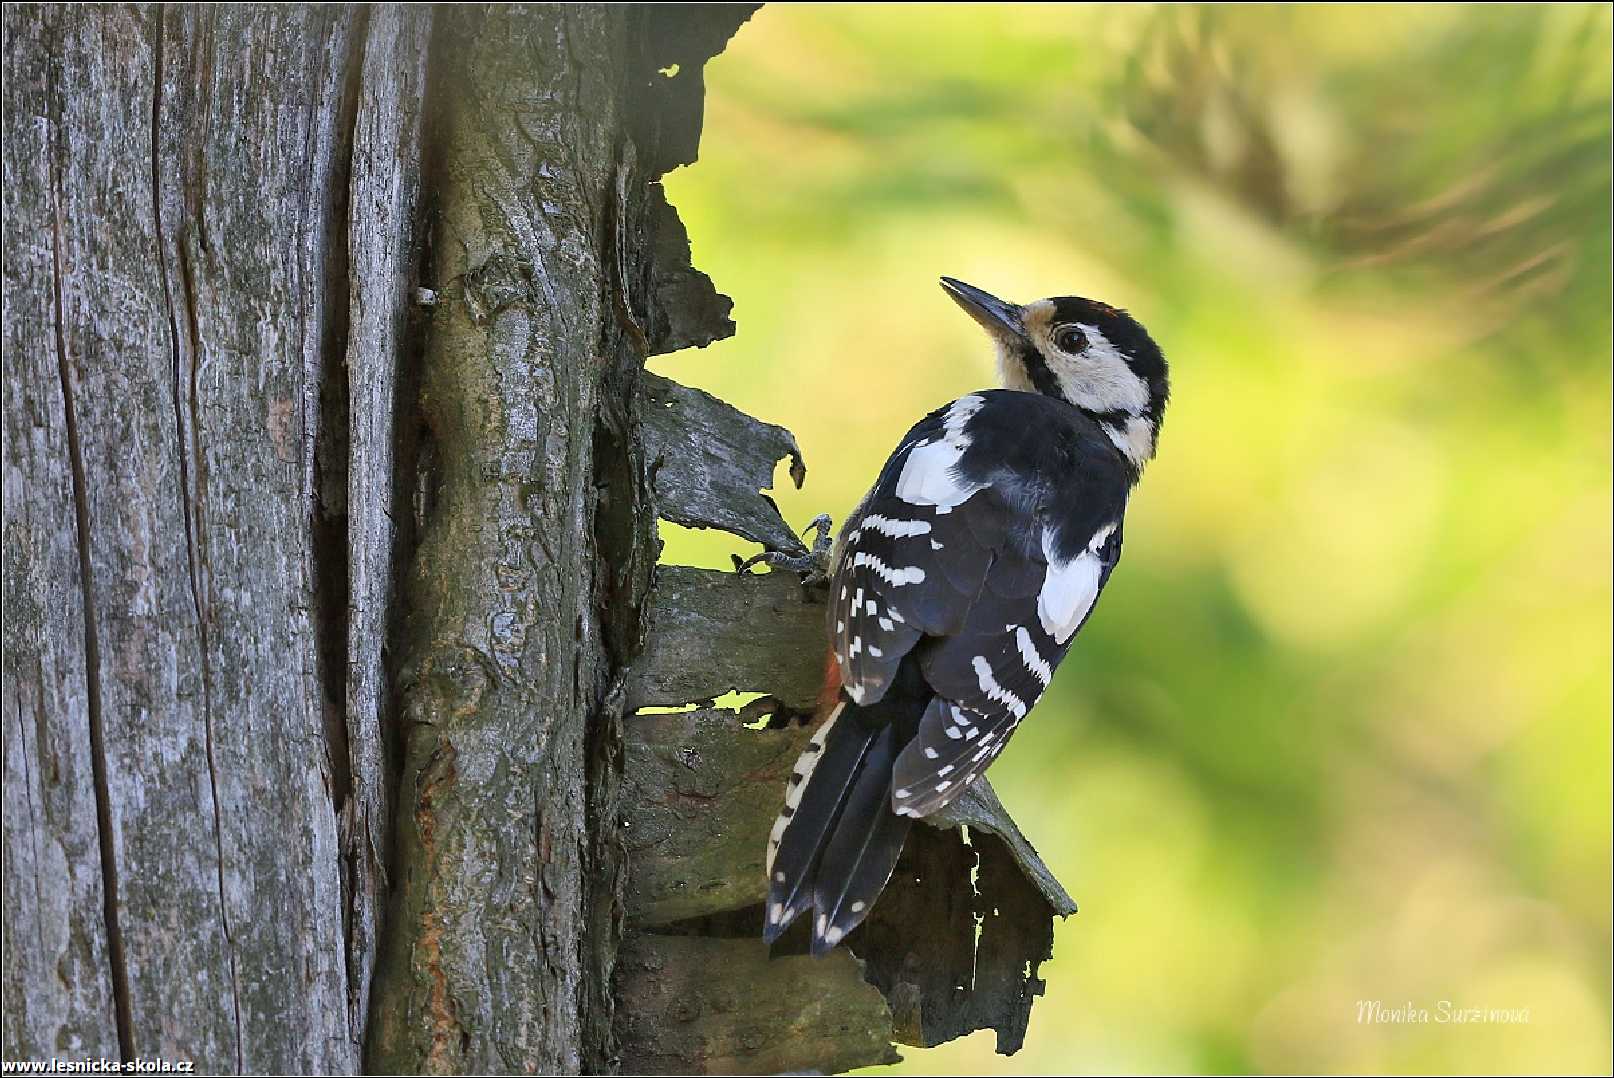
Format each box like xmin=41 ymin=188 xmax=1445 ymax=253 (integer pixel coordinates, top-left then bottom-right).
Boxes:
xmin=655 ymin=5 xmax=1613 ymax=1074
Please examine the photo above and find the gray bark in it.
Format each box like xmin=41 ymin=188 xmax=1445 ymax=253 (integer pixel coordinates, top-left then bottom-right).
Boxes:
xmin=629 ymin=567 xmax=826 ymax=714
xmin=5 ymin=6 xmax=372 ymax=1069
xmin=615 ymin=934 xmax=899 ymax=1075
xmin=3 ymin=3 xmax=752 ymax=1072
xmin=365 ymin=7 xmax=637 ymax=1071
xmin=340 ymin=6 xmax=433 ymax=1043
xmin=639 ymin=372 xmax=806 ymax=555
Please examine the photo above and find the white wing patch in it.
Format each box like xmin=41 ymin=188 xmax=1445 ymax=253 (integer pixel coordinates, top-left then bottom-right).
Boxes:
xmin=1037 ymin=523 xmax=1115 ymax=643
xmin=895 ymin=395 xmax=986 ymax=514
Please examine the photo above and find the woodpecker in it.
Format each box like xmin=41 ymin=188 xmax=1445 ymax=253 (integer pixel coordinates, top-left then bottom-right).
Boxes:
xmin=763 ymin=277 xmax=1169 ymax=955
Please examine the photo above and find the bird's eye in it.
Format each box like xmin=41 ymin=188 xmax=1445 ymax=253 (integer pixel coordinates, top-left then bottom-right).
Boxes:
xmin=1053 ymin=326 xmax=1087 ymax=353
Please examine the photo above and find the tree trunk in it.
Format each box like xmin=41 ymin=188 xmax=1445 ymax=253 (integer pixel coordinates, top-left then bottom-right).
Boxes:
xmin=2 ymin=4 xmax=752 ymax=1072
xmin=5 ymin=6 xmax=1076 ymax=1073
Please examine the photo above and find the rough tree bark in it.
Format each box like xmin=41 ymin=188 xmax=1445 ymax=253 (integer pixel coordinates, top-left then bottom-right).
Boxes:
xmin=3 ymin=4 xmax=1074 ymax=1073
xmin=3 ymin=4 xmax=753 ymax=1072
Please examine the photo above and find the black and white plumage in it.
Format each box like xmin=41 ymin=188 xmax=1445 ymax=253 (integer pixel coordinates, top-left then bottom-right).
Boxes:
xmin=765 ymin=277 xmax=1169 ymax=955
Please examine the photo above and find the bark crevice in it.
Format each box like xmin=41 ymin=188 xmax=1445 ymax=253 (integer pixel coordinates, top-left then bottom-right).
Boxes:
xmin=48 ymin=79 xmax=133 ymax=1065
xmin=311 ymin=6 xmax=380 ymax=850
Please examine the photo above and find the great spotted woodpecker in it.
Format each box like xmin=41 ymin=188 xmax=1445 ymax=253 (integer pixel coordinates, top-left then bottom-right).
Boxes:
xmin=763 ymin=277 xmax=1169 ymax=955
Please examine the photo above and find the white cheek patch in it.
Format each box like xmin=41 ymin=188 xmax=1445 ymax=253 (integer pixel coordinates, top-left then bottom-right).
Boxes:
xmin=1037 ymin=524 xmax=1114 ymax=643
xmin=896 ymin=395 xmax=987 ymax=513
xmin=1054 ymin=324 xmax=1149 ymax=416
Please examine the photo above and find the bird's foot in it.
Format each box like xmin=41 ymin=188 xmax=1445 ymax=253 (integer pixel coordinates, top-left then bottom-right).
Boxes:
xmin=733 ymin=513 xmax=834 ymax=585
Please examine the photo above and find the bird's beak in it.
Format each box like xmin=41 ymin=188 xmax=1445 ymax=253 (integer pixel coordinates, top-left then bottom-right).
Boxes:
xmin=940 ymin=277 xmax=1029 ymax=345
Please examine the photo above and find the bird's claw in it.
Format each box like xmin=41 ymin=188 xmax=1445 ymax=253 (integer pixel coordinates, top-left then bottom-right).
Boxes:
xmin=732 ymin=513 xmax=835 ymax=585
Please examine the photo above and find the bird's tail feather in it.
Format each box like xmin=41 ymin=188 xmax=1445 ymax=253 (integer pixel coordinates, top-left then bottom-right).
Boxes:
xmin=809 ymin=722 xmax=911 ymax=954
xmin=764 ymin=702 xmax=912 ymax=952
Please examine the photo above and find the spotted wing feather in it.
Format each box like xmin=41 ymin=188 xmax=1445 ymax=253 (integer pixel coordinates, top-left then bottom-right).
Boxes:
xmin=830 ymin=398 xmax=1005 ymax=705
xmin=887 ymin=698 xmax=1004 ymax=816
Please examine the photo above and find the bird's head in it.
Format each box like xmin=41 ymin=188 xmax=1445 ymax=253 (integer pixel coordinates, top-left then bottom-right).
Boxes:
xmin=940 ymin=276 xmax=1169 ymax=469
